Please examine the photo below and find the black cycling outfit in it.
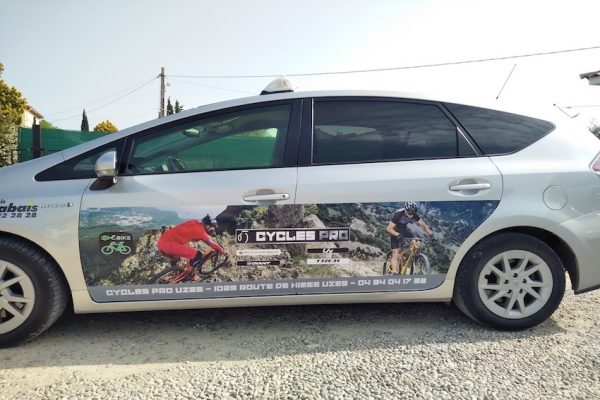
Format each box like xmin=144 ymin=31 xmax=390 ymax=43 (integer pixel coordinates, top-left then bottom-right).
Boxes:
xmin=389 ymin=209 xmax=420 ymax=249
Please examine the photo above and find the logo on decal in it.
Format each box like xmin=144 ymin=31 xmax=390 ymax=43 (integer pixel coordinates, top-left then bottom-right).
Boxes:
xmin=0 ymin=202 xmax=38 ymax=213
xmin=99 ymin=232 xmax=134 ymax=256
xmin=235 ymin=228 xmax=350 ymax=244
xmin=307 ymin=247 xmax=349 ymax=254
xmin=235 ymin=249 xmax=282 ymax=257
xmin=39 ymin=202 xmax=73 ymax=208
xmin=306 ymin=258 xmax=350 ymax=265
xmin=236 ymin=260 xmax=281 ymax=267
xmin=0 ymin=201 xmax=39 ymax=219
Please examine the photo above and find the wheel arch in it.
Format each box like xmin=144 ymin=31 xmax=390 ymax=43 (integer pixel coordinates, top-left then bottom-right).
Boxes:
xmin=0 ymin=231 xmax=72 ymax=298
xmin=456 ymin=226 xmax=578 ymax=291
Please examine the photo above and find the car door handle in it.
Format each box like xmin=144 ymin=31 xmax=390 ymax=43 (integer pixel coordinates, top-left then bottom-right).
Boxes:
xmin=449 ymin=183 xmax=492 ymax=191
xmin=243 ymin=193 xmax=290 ymax=202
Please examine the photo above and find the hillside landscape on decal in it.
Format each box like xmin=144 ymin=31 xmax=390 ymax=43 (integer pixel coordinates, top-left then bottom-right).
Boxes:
xmin=79 ymin=201 xmax=498 ymax=286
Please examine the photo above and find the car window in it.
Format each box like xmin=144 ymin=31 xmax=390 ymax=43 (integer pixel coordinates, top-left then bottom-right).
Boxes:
xmin=444 ymin=103 xmax=555 ymax=155
xmin=126 ymin=104 xmax=292 ymax=174
xmin=35 ymin=141 xmax=125 ymax=181
xmin=312 ymin=100 xmax=460 ymax=164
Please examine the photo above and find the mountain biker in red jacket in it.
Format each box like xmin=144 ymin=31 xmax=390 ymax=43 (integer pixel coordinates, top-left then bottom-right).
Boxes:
xmin=158 ymin=215 xmax=226 ymax=271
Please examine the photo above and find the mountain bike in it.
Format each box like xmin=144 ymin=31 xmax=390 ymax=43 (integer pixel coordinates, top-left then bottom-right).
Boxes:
xmin=382 ymin=238 xmax=431 ymax=275
xmin=101 ymin=241 xmax=132 ymax=255
xmin=148 ymin=250 xmax=229 ymax=284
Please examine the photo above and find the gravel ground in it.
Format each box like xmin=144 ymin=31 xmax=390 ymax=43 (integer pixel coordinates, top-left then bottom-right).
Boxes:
xmin=0 ymin=286 xmax=599 ymax=399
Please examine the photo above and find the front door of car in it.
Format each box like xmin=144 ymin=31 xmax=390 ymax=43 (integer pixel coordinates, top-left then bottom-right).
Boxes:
xmin=79 ymin=100 xmax=302 ymax=302
xmin=293 ymin=97 xmax=503 ymax=295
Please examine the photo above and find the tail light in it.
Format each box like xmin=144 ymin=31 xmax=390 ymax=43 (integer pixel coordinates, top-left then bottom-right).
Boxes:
xmin=592 ymin=153 xmax=600 ymax=175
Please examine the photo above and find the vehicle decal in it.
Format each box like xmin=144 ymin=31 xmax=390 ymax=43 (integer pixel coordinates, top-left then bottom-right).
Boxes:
xmin=79 ymin=201 xmax=499 ymax=302
xmin=99 ymin=232 xmax=134 ymax=256
xmin=0 ymin=199 xmax=39 ymax=219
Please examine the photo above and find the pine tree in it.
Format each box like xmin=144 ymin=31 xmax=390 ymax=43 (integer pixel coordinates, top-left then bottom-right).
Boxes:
xmin=174 ymin=100 xmax=183 ymax=113
xmin=166 ymin=98 xmax=174 ymax=116
xmin=81 ymin=109 xmax=89 ymax=131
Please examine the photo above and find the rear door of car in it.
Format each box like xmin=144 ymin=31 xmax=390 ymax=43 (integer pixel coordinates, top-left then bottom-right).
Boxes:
xmin=79 ymin=99 xmax=302 ymax=302
xmin=293 ymin=96 xmax=503 ymax=296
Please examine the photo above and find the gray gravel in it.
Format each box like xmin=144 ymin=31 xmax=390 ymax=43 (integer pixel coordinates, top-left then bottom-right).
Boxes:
xmin=1 ymin=286 xmax=599 ymax=399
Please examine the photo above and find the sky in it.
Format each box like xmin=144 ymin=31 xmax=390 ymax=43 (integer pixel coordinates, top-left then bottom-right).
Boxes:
xmin=1 ymin=0 xmax=600 ymax=131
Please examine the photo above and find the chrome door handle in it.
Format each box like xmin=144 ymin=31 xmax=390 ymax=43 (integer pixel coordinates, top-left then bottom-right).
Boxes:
xmin=449 ymin=183 xmax=492 ymax=191
xmin=243 ymin=193 xmax=290 ymax=202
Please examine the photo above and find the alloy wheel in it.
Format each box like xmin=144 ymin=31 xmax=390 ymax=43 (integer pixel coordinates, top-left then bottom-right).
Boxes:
xmin=477 ymin=250 xmax=553 ymax=319
xmin=0 ymin=260 xmax=36 ymax=334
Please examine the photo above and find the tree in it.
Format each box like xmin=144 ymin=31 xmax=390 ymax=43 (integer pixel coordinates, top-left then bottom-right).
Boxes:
xmin=0 ymin=62 xmax=27 ymax=166
xmin=93 ymin=120 xmax=118 ymax=133
xmin=166 ymin=97 xmax=174 ymax=116
xmin=81 ymin=109 xmax=89 ymax=132
xmin=40 ymin=120 xmax=57 ymax=129
xmin=174 ymin=100 xmax=183 ymax=113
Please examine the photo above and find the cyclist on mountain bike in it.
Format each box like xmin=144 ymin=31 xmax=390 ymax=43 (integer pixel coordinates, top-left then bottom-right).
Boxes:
xmin=157 ymin=215 xmax=226 ymax=278
xmin=386 ymin=201 xmax=433 ymax=274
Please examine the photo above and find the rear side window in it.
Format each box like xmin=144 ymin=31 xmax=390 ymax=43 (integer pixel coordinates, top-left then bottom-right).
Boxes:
xmin=313 ymin=100 xmax=466 ymax=164
xmin=444 ymin=103 xmax=554 ymax=155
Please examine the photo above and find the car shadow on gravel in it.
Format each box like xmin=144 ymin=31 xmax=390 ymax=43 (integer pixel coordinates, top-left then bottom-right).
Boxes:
xmin=0 ymin=301 xmax=566 ymax=369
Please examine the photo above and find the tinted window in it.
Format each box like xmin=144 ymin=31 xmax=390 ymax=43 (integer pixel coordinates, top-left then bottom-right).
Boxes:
xmin=127 ymin=104 xmax=291 ymax=174
xmin=313 ymin=101 xmax=459 ymax=164
xmin=444 ymin=103 xmax=555 ymax=155
xmin=35 ymin=140 xmax=125 ymax=181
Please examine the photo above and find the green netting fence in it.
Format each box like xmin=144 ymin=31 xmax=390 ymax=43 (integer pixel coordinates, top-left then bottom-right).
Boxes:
xmin=18 ymin=127 xmax=111 ymax=162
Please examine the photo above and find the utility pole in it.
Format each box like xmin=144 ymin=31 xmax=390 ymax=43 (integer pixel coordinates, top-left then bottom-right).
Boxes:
xmin=158 ymin=67 xmax=165 ymax=118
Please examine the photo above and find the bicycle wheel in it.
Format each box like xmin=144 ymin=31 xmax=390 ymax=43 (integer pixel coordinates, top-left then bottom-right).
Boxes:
xmin=382 ymin=252 xmax=392 ymax=275
xmin=198 ymin=252 xmax=227 ymax=274
xmin=148 ymin=266 xmax=181 ymax=284
xmin=100 ymin=245 xmax=113 ymax=255
xmin=409 ymin=254 xmax=431 ymax=274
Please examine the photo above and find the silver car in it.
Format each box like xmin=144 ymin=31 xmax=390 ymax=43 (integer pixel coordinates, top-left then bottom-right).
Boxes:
xmin=1 ymin=89 xmax=599 ymax=347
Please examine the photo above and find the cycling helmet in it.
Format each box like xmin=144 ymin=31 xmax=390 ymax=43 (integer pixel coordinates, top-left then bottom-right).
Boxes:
xmin=202 ymin=214 xmax=218 ymax=227
xmin=404 ymin=201 xmax=419 ymax=214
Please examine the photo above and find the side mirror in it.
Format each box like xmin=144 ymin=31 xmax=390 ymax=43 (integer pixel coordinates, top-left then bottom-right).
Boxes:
xmin=91 ymin=151 xmax=117 ymax=190
xmin=95 ymin=151 xmax=117 ymax=178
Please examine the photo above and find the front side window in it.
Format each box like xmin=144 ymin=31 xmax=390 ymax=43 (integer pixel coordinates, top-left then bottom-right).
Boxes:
xmin=35 ymin=140 xmax=125 ymax=181
xmin=312 ymin=100 xmax=459 ymax=164
xmin=127 ymin=104 xmax=292 ymax=174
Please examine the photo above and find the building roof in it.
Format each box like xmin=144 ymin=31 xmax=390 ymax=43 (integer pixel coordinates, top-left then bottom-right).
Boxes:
xmin=26 ymin=105 xmax=44 ymax=119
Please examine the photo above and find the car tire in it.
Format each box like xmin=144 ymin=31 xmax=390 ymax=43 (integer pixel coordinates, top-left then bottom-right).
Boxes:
xmin=0 ymin=237 xmax=68 ymax=347
xmin=453 ymin=232 xmax=565 ymax=330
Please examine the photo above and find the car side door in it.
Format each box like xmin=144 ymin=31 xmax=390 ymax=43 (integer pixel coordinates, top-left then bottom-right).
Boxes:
xmin=79 ymin=100 xmax=302 ymax=302
xmin=293 ymin=97 xmax=503 ymax=295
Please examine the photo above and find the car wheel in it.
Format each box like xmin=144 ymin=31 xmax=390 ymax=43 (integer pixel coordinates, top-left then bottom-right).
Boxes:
xmin=453 ymin=233 xmax=565 ymax=330
xmin=0 ymin=237 xmax=68 ymax=347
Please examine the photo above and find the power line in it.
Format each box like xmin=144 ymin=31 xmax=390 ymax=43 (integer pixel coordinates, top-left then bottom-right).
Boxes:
xmin=563 ymin=104 xmax=600 ymax=108
xmin=52 ymin=77 xmax=158 ymax=122
xmin=106 ymin=110 xmax=158 ymax=120
xmin=168 ymin=44 xmax=600 ymax=79
xmin=168 ymin=77 xmax=255 ymax=95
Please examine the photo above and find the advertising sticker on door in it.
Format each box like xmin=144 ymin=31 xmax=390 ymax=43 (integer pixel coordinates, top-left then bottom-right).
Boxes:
xmin=79 ymin=201 xmax=498 ymax=302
